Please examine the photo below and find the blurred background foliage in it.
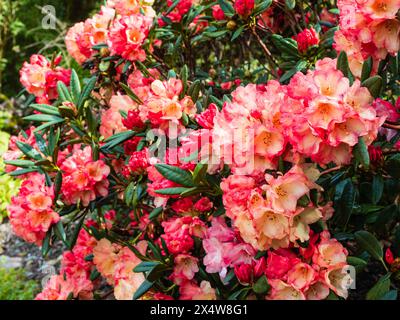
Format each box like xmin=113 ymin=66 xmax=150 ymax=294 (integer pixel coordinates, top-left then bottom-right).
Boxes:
xmin=0 ymin=0 xmax=98 ymax=135
xmin=0 ymin=0 xmax=98 ymax=221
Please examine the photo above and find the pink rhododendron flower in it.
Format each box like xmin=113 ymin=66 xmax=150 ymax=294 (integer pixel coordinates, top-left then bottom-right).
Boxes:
xmin=8 ymin=173 xmax=59 ymax=245
xmin=108 ymin=14 xmax=153 ymax=62
xmin=59 ymin=145 xmax=110 ymax=206
xmin=20 ymin=54 xmax=71 ymax=103
xmin=334 ymin=0 xmax=400 ymax=77
xmin=179 ymin=281 xmax=217 ymax=300
xmin=295 ymin=28 xmax=320 ymax=53
xmin=234 ymin=0 xmax=254 ymax=18
xmin=171 ymin=254 xmax=199 ymax=284
xmin=93 ymin=238 xmax=148 ymax=300
xmin=212 ymin=5 xmax=226 ymax=21
xmin=66 ymin=6 xmax=115 ymax=64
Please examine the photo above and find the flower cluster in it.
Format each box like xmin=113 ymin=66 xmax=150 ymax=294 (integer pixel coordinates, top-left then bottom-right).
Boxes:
xmin=6 ymin=0 xmax=399 ymax=302
xmin=59 ymin=146 xmax=110 ymax=206
xmin=20 ymin=55 xmax=71 ymax=103
xmin=334 ymin=0 xmax=400 ymax=77
xmin=266 ymin=231 xmax=351 ymax=300
xmin=158 ymin=0 xmax=194 ymax=26
xmin=211 ymin=58 xmax=384 ymax=175
xmin=36 ymin=228 xmax=97 ymax=300
xmin=8 ymin=173 xmax=59 ymax=245
xmin=93 ymin=238 xmax=147 ymax=300
xmin=221 ymin=165 xmax=324 ymax=251
xmin=66 ymin=2 xmax=153 ymax=64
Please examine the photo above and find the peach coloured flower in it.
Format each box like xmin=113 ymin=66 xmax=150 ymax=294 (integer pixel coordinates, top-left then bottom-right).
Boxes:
xmin=179 ymin=281 xmax=217 ymax=300
xmin=290 ymin=207 xmax=323 ymax=243
xmin=107 ymin=0 xmax=155 ymax=17
xmin=66 ymin=7 xmax=115 ymax=64
xmin=363 ymin=0 xmax=400 ymax=20
xmin=322 ymin=264 xmax=353 ymax=299
xmin=59 ymin=145 xmax=110 ymax=206
xmin=305 ymin=281 xmax=330 ymax=300
xmin=171 ymin=254 xmax=199 ymax=284
xmin=287 ymin=263 xmax=317 ymax=291
xmin=267 ymin=279 xmax=306 ymax=300
xmin=264 ymin=166 xmax=314 ymax=213
xmin=108 ymin=14 xmax=153 ymax=62
xmin=8 ymin=173 xmax=59 ymax=246
xmin=20 ymin=54 xmax=71 ymax=103
xmin=35 ymin=275 xmax=76 ymax=300
xmin=100 ymin=95 xmax=138 ymax=138
xmin=312 ymin=232 xmax=348 ymax=268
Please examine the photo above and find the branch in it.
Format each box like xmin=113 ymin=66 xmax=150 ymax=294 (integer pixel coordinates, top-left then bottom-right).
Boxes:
xmin=250 ymin=27 xmax=278 ymax=78
xmin=383 ymin=123 xmax=400 ymax=130
xmin=320 ymin=166 xmax=342 ymax=175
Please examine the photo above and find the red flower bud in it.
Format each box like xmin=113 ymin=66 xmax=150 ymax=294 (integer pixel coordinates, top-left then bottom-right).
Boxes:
xmin=234 ymin=264 xmax=253 ymax=285
xmin=122 ymin=110 xmax=145 ymax=131
xmin=234 ymin=0 xmax=254 ymax=18
xmin=253 ymin=256 xmax=267 ymax=279
xmin=368 ymin=145 xmax=383 ymax=165
xmin=385 ymin=248 xmax=395 ymax=265
xmin=212 ymin=5 xmax=226 ymax=21
xmin=295 ymin=28 xmax=319 ymax=53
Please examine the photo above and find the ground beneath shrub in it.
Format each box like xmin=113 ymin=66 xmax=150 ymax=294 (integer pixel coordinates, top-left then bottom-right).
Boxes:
xmin=0 ymin=222 xmax=64 ymax=287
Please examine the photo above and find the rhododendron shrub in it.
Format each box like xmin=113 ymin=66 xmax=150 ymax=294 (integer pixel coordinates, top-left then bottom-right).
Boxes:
xmin=4 ymin=0 xmax=400 ymax=301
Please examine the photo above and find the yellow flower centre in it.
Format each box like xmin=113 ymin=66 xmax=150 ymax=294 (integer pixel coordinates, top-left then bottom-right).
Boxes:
xmin=275 ymin=186 xmax=287 ymax=197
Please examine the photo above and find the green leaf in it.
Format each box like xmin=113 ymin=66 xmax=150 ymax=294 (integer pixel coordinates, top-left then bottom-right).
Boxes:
xmin=188 ymin=80 xmax=202 ymax=102
xmin=70 ymin=69 xmax=81 ymax=103
xmin=30 ymin=104 xmax=61 ymax=116
xmin=218 ymin=0 xmax=235 ymax=16
xmin=271 ymin=35 xmax=299 ymax=57
xmin=101 ymin=131 xmax=136 ymax=150
xmin=253 ymin=275 xmax=270 ymax=294
xmin=41 ymin=231 xmax=51 ymax=257
xmin=9 ymin=168 xmax=38 ymax=176
xmin=231 ymin=25 xmax=245 ymax=41
xmin=285 ymin=0 xmax=296 ymax=10
xmin=4 ymin=160 xmax=35 ymax=168
xmin=379 ymin=290 xmax=398 ymax=300
xmin=347 ymin=256 xmax=367 ymax=273
xmin=15 ymin=141 xmax=42 ymax=160
xmin=155 ymin=164 xmax=194 ymax=187
xmin=366 ymin=273 xmax=391 ymax=300
xmin=386 ymin=154 xmax=400 ymax=178
xmin=362 ymin=75 xmax=383 ymax=98
xmin=193 ymin=162 xmax=208 ymax=185
xmin=54 ymin=221 xmax=68 ymax=246
xmin=154 ymin=187 xmax=193 ymax=195
xmin=120 ymin=83 xmax=143 ymax=105
xmin=371 ymin=175 xmax=384 ymax=204
xmin=132 ymin=280 xmax=154 ymax=300
xmin=149 ymin=207 xmax=163 ymax=220
xmin=134 ymin=261 xmax=161 ymax=273
xmin=353 ymin=137 xmax=370 ymax=168
xmin=361 ymin=57 xmax=373 ymax=82
xmin=24 ymin=114 xmax=64 ymax=123
xmin=90 ymin=268 xmax=100 ymax=281
xmin=68 ymin=214 xmax=85 ymax=250
xmin=354 ymin=230 xmax=383 ymax=261
xmin=34 ymin=119 xmax=65 ymax=132
xmin=253 ymin=0 xmax=273 ymax=16
xmin=334 ymin=178 xmax=356 ymax=226
xmin=336 ymin=51 xmax=354 ymax=83
xmin=78 ymin=76 xmax=97 ymax=109
xmin=228 ymin=288 xmax=251 ymax=300
xmin=57 ymin=81 xmax=72 ymax=102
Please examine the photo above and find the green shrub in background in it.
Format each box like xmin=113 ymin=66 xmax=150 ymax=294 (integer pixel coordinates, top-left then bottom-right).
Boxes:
xmin=0 ymin=131 xmax=20 ymax=223
xmin=0 ymin=267 xmax=39 ymax=300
